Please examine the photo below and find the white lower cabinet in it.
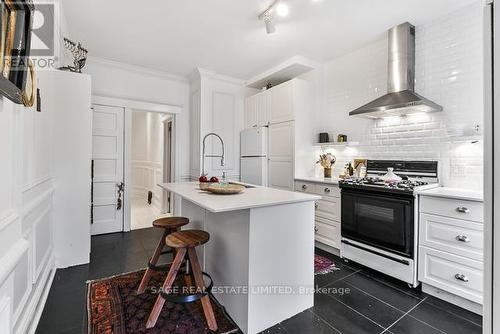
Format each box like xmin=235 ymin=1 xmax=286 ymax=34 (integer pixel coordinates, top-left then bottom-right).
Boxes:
xmin=418 ymin=194 xmax=484 ymax=307
xmin=419 ymin=246 xmax=483 ymax=304
xmin=295 ymin=180 xmax=341 ymax=250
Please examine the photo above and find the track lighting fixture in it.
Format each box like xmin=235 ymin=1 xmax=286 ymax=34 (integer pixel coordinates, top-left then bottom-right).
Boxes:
xmin=258 ymin=0 xmax=288 ymax=34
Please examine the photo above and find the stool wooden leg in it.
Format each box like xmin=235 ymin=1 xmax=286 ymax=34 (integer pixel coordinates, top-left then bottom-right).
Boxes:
xmin=137 ymin=229 xmax=169 ymax=294
xmin=146 ymin=247 xmax=187 ymax=329
xmin=188 ymin=248 xmax=218 ymax=332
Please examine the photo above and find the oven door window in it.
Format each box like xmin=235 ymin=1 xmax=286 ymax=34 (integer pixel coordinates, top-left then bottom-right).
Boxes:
xmin=342 ymin=190 xmax=414 ymax=257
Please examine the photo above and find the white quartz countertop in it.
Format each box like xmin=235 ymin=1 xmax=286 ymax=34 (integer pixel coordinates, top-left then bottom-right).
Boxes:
xmin=417 ymin=187 xmax=483 ymax=202
xmin=159 ymin=182 xmax=321 ymax=213
xmin=295 ymin=176 xmax=341 ymax=185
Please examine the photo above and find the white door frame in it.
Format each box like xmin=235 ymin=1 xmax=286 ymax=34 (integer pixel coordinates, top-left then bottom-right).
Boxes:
xmin=485 ymin=1 xmax=495 ymax=333
xmin=92 ymin=96 xmax=182 ymax=232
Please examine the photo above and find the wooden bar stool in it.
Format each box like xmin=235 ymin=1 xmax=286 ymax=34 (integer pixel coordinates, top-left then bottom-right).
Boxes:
xmin=146 ymin=230 xmax=218 ymax=331
xmin=137 ymin=217 xmax=189 ymax=294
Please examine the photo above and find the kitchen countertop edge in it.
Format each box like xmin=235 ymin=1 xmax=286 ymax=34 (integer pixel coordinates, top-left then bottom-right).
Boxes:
xmin=417 ymin=187 xmax=484 ymax=202
xmin=160 ymin=182 xmax=321 ymax=213
xmin=295 ymin=176 xmax=341 ymax=185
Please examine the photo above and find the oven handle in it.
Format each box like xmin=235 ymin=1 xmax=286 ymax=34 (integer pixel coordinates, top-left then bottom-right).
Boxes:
xmin=341 ymin=240 xmax=411 ymax=266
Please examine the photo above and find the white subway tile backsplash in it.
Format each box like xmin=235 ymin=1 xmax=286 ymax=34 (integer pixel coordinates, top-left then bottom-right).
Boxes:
xmin=316 ymin=1 xmax=484 ymax=191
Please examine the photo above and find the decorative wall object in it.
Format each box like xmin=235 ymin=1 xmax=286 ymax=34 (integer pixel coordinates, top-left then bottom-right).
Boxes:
xmin=0 ymin=0 xmax=34 ymax=104
xmin=59 ymin=37 xmax=88 ymax=73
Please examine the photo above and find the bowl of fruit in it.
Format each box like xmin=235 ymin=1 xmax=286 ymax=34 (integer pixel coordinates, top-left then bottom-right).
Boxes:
xmin=199 ymin=175 xmax=219 ymax=190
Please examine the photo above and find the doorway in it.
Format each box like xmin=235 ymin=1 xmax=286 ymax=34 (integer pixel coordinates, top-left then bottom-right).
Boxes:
xmin=129 ymin=110 xmax=173 ymax=230
xmin=91 ymin=98 xmax=179 ymax=236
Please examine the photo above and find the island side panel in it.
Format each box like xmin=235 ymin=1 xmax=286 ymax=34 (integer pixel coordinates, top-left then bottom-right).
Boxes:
xmin=247 ymin=201 xmax=315 ymax=334
xmin=205 ymin=209 xmax=251 ymax=334
xmin=180 ymin=197 xmax=251 ymax=333
xmin=180 ymin=198 xmax=206 ymax=262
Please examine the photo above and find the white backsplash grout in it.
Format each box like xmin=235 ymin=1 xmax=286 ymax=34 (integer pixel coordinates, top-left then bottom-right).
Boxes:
xmin=312 ymin=1 xmax=484 ymax=192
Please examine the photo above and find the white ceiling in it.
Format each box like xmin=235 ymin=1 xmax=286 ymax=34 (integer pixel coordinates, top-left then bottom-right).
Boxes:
xmin=62 ymin=0 xmax=477 ymax=80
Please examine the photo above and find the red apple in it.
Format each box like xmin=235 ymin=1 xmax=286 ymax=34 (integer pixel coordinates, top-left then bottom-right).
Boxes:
xmin=210 ymin=176 xmax=219 ymax=183
xmin=199 ymin=175 xmax=208 ymax=183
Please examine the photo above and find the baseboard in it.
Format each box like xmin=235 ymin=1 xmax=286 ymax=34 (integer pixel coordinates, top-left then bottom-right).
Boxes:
xmin=315 ymin=241 xmax=340 ymax=257
xmin=421 ymin=283 xmax=483 ymax=315
xmin=15 ymin=254 xmax=56 ymax=334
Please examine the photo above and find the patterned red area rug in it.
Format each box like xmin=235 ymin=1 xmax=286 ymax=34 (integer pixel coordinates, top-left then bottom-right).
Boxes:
xmin=314 ymin=255 xmax=338 ymax=275
xmin=87 ymin=269 xmax=241 ymax=334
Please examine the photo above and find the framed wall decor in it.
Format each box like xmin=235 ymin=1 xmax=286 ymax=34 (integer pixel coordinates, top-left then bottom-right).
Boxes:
xmin=0 ymin=0 xmax=34 ymax=104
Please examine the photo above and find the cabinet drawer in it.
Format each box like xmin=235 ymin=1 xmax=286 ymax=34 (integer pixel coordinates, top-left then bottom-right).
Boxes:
xmin=315 ymin=198 xmax=340 ymax=221
xmin=418 ymin=246 xmax=483 ymax=304
xmin=315 ymin=218 xmax=341 ymax=249
xmin=420 ymin=196 xmax=483 ymax=223
xmin=314 ymin=184 xmax=340 ymax=198
xmin=295 ymin=181 xmax=315 ymax=194
xmin=420 ymin=213 xmax=483 ymax=261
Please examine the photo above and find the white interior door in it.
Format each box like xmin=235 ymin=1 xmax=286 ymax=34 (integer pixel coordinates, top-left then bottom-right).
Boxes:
xmin=91 ymin=105 xmax=125 ymax=235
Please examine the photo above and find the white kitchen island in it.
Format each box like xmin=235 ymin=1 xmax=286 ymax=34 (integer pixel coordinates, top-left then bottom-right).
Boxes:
xmin=159 ymin=182 xmax=320 ymax=334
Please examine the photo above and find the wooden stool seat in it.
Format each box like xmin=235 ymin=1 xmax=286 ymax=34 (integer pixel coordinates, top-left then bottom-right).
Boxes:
xmin=166 ymin=230 xmax=209 ymax=248
xmin=152 ymin=217 xmax=189 ymax=229
xmin=137 ymin=216 xmax=190 ymax=295
xmin=146 ymin=229 xmax=218 ymax=331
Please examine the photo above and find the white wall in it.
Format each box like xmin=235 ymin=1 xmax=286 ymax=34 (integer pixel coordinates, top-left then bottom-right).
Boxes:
xmin=306 ymin=1 xmax=484 ymax=191
xmin=85 ymin=58 xmax=192 ymax=182
xmin=0 ymin=87 xmax=58 ymax=334
xmin=189 ymin=69 xmax=255 ymax=180
xmin=0 ymin=2 xmax=85 ymax=333
xmin=131 ymin=111 xmax=165 ymax=211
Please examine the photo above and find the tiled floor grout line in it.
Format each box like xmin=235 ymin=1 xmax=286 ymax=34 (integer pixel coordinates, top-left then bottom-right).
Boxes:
xmin=305 ymin=309 xmax=343 ymax=334
xmin=320 ymin=269 xmax=363 ymax=289
xmin=380 ymin=297 xmax=435 ymax=334
xmin=404 ymin=314 xmax=450 ymax=334
xmin=367 ymin=274 xmax=424 ymax=300
xmin=324 ymin=291 xmax=387 ymax=331
xmin=421 ymin=301 xmax=483 ymax=328
xmin=341 ymin=280 xmax=415 ymax=314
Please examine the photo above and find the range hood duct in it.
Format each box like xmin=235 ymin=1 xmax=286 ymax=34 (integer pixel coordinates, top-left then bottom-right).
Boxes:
xmin=350 ymin=22 xmax=443 ymax=118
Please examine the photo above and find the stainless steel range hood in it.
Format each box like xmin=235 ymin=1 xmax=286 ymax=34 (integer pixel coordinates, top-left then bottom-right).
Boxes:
xmin=350 ymin=22 xmax=443 ymax=118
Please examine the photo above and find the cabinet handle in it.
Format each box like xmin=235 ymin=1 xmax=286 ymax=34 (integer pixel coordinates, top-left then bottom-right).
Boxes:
xmin=314 ymin=226 xmax=318 ymax=233
xmin=454 ymin=274 xmax=469 ymax=282
xmin=315 ymin=202 xmax=319 ymax=209
xmin=457 ymin=207 xmax=470 ymax=214
xmin=302 ymin=184 xmax=307 ymax=190
xmin=324 ymin=188 xmax=331 ymax=193
xmin=456 ymin=235 xmax=471 ymax=243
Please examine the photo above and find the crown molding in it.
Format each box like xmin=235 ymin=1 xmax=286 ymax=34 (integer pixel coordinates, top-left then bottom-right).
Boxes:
xmin=87 ymin=56 xmax=189 ymax=83
xmin=189 ymin=67 xmax=246 ymax=86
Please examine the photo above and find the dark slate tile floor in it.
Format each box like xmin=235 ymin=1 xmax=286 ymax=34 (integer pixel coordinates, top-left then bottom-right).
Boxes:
xmin=36 ymin=229 xmax=483 ymax=334
xmin=262 ymin=248 xmax=483 ymax=334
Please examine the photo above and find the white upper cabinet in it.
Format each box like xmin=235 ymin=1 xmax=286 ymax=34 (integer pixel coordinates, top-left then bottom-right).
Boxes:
xmin=244 ymin=95 xmax=258 ymax=129
xmin=244 ymin=91 xmax=270 ymax=128
xmin=244 ymin=79 xmax=307 ymax=129
xmin=269 ymin=80 xmax=294 ymax=124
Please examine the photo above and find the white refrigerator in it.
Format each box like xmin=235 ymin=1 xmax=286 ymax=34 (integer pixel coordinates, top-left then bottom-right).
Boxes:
xmin=240 ymin=127 xmax=268 ymax=186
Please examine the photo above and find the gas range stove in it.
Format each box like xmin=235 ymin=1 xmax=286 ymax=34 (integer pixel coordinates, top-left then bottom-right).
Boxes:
xmin=339 ymin=177 xmax=437 ymax=194
xmin=339 ymin=160 xmax=440 ymax=195
xmin=340 ymin=160 xmax=440 ymax=287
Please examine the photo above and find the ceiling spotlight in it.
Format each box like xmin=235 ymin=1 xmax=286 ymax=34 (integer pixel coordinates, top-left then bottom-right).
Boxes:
xmin=276 ymin=3 xmax=289 ymax=17
xmin=258 ymin=0 xmax=287 ymax=34
xmin=263 ymin=13 xmax=276 ymax=34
